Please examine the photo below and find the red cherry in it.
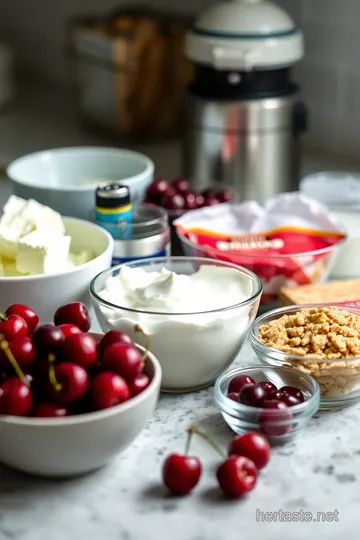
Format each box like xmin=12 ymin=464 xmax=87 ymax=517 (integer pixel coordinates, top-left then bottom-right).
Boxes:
xmin=129 ymin=373 xmax=150 ymax=396
xmin=238 ymin=384 xmax=267 ymax=407
xmin=33 ymin=402 xmax=69 ymax=418
xmin=195 ymin=194 xmax=205 ymax=207
xmin=280 ymin=385 xmax=305 ymax=403
xmin=1 ymin=336 xmax=36 ymax=370
xmin=59 ymin=333 xmax=98 ymax=369
xmin=102 ymin=343 xmax=142 ymax=382
xmin=228 ymin=392 xmax=239 ymax=402
xmin=0 ymin=314 xmax=28 ymax=341
xmin=172 ymin=178 xmax=191 ymax=194
xmin=146 ymin=178 xmax=171 ymax=204
xmin=98 ymin=330 xmax=133 ymax=356
xmin=0 ymin=378 xmax=33 ymax=416
xmin=90 ymin=372 xmax=130 ymax=410
xmin=216 ymin=188 xmax=233 ymax=203
xmin=46 ymin=362 xmax=89 ymax=405
xmin=259 ymin=400 xmax=292 ymax=436
xmin=58 ymin=324 xmax=83 ymax=339
xmin=268 ymin=389 xmax=300 ymax=407
xmin=54 ymin=302 xmax=91 ymax=332
xmin=32 ymin=324 xmax=64 ymax=352
xmin=5 ymin=304 xmax=39 ymax=334
xmin=203 ymin=196 xmax=220 ymax=206
xmin=217 ymin=455 xmax=257 ymax=498
xmin=228 ymin=375 xmax=255 ymax=394
xmin=184 ymin=192 xmax=198 ymax=210
xmin=258 ymin=381 xmax=277 ymax=396
xmin=201 ymin=188 xmax=215 ymax=198
xmin=162 ymin=453 xmax=202 ymax=495
xmin=162 ymin=191 xmax=185 ymax=211
xmin=228 ymin=432 xmax=271 ymax=470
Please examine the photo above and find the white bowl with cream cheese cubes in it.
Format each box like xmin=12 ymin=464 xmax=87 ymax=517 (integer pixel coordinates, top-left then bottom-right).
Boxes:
xmin=90 ymin=257 xmax=262 ymax=392
xmin=0 ymin=195 xmax=113 ymax=321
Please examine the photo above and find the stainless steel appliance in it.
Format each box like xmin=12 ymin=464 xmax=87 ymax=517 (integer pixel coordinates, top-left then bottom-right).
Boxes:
xmin=183 ymin=0 xmax=307 ymax=204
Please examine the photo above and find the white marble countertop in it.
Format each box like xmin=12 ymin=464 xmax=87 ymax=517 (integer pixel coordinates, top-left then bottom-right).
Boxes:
xmin=1 ymin=86 xmax=360 ymax=540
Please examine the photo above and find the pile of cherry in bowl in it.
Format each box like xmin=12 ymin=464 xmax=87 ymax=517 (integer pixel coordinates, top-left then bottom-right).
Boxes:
xmin=145 ymin=177 xmax=234 ymax=212
xmin=228 ymin=374 xmax=305 ymax=436
xmin=0 ymin=302 xmax=151 ymax=418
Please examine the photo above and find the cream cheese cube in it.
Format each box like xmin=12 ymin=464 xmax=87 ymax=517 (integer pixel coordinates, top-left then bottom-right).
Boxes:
xmin=0 ymin=196 xmax=65 ymax=259
xmin=17 ymin=231 xmax=71 ymax=275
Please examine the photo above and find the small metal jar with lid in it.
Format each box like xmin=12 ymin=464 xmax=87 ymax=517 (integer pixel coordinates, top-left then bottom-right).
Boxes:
xmin=95 ymin=183 xmax=133 ymax=240
xmin=110 ymin=203 xmax=170 ymax=266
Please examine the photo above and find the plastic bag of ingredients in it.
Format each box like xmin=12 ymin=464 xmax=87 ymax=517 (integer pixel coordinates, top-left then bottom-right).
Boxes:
xmin=174 ymin=193 xmax=346 ymax=305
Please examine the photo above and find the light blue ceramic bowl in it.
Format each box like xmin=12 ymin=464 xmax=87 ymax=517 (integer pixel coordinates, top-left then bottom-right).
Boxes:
xmin=7 ymin=146 xmax=154 ymax=220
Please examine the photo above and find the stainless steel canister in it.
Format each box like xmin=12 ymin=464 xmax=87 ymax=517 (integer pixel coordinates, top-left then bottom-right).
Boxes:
xmin=183 ymin=93 xmax=305 ymax=205
xmin=111 ymin=204 xmax=170 ymax=265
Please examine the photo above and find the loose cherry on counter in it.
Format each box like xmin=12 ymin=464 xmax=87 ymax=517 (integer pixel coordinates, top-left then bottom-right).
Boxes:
xmin=162 ymin=454 xmax=202 ymax=496
xmin=33 ymin=402 xmax=69 ymax=418
xmin=59 ymin=333 xmax=98 ymax=369
xmin=259 ymin=400 xmax=293 ymax=436
xmin=32 ymin=324 xmax=65 ymax=352
xmin=228 ymin=432 xmax=271 ymax=470
xmin=0 ymin=314 xmax=28 ymax=341
xmin=217 ymin=455 xmax=257 ymax=499
xmin=54 ymin=302 xmax=91 ymax=333
xmin=0 ymin=377 xmax=33 ymax=416
xmin=162 ymin=191 xmax=185 ymax=211
xmin=98 ymin=330 xmax=133 ymax=356
xmin=102 ymin=343 xmax=142 ymax=382
xmin=46 ymin=362 xmax=89 ymax=405
xmin=162 ymin=426 xmax=202 ymax=495
xmin=238 ymin=383 xmax=267 ymax=407
xmin=216 ymin=188 xmax=234 ymax=203
xmin=5 ymin=304 xmax=39 ymax=334
xmin=172 ymin=178 xmax=191 ymax=194
xmin=90 ymin=372 xmax=130 ymax=410
xmin=228 ymin=374 xmax=255 ymax=394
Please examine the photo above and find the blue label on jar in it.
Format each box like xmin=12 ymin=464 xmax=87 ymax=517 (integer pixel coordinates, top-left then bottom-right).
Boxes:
xmin=96 ymin=205 xmax=133 ymax=240
xmin=112 ymin=247 xmax=169 ymax=266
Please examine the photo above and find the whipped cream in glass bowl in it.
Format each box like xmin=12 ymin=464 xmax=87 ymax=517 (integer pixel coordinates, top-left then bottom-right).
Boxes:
xmin=90 ymin=257 xmax=262 ymax=392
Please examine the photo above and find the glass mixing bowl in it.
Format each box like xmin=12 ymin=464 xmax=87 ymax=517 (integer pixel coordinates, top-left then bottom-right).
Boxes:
xmin=90 ymin=256 xmax=262 ymax=393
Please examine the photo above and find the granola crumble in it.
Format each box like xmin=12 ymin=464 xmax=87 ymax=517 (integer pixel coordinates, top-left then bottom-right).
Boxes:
xmin=258 ymin=307 xmax=360 ymax=397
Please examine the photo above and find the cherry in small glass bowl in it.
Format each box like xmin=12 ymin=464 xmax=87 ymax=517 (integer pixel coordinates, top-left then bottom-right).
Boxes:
xmin=214 ymin=365 xmax=320 ymax=444
xmin=0 ymin=333 xmax=161 ymax=478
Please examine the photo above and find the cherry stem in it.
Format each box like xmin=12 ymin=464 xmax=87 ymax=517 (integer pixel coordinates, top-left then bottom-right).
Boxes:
xmin=188 ymin=425 xmax=227 ymax=460
xmin=48 ymin=353 xmax=62 ymax=391
xmin=135 ymin=324 xmax=150 ymax=365
xmin=184 ymin=426 xmax=195 ymax=455
xmin=0 ymin=334 xmax=29 ymax=387
xmin=0 ymin=313 xmax=7 ymax=321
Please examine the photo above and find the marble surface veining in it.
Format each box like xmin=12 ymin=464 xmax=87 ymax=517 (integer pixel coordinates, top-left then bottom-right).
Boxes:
xmin=1 ymin=341 xmax=360 ymax=540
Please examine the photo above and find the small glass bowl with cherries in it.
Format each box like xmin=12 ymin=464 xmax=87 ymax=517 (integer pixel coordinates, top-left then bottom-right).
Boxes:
xmin=144 ymin=177 xmax=234 ymax=220
xmin=214 ymin=365 xmax=320 ymax=444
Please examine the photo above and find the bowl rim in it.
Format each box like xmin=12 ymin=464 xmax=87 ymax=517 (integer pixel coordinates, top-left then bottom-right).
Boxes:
xmin=89 ymin=255 xmax=263 ymax=316
xmin=0 ymin=340 xmax=162 ymax=426
xmin=250 ymin=303 xmax=360 ymax=363
xmin=214 ymin=364 xmax=320 ymax=416
xmin=0 ymin=216 xmax=114 ymax=282
xmin=176 ymin=228 xmax=347 ymax=260
xmin=7 ymin=146 xmax=155 ymax=192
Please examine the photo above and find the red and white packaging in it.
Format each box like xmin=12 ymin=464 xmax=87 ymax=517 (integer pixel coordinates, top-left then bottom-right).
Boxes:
xmin=174 ymin=193 xmax=346 ymax=305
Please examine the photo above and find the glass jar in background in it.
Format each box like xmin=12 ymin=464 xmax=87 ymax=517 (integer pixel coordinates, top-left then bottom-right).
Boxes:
xmin=300 ymin=172 xmax=360 ymax=279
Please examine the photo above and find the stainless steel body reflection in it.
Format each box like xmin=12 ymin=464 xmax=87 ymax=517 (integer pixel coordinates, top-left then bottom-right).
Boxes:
xmin=184 ymin=93 xmax=302 ymax=204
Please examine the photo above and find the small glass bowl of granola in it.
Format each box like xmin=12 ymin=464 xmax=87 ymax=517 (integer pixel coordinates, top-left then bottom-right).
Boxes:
xmin=250 ymin=304 xmax=360 ymax=410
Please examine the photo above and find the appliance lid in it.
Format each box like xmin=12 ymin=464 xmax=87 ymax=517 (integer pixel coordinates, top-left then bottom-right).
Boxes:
xmin=187 ymin=0 xmax=303 ymax=70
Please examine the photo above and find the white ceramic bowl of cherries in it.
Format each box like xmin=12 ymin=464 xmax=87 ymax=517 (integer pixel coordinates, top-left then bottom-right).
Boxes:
xmin=0 ymin=302 xmax=162 ymax=477
xmin=144 ymin=177 xmax=234 ymax=215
